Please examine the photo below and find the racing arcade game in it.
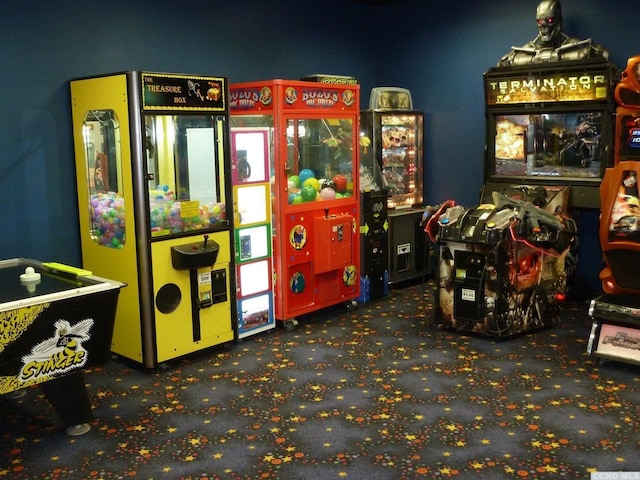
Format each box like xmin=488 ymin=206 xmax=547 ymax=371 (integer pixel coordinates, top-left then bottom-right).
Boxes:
xmin=588 ymin=55 xmax=640 ymax=365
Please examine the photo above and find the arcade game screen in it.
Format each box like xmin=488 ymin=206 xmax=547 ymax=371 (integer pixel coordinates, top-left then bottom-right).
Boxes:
xmin=491 ymin=110 xmax=604 ymax=180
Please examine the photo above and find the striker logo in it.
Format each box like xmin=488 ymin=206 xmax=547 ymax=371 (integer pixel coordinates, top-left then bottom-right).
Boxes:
xmin=19 ymin=319 xmax=94 ymax=383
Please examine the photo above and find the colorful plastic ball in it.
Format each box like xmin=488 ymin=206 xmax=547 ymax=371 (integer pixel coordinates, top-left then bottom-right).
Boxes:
xmin=332 ymin=174 xmax=348 ymax=193
xmin=288 ymin=179 xmax=297 ymax=191
xmin=301 ymin=185 xmax=317 ymax=202
xmin=303 ymin=177 xmax=320 ymax=192
xmin=288 ymin=175 xmax=301 ymax=188
xmin=292 ymin=194 xmax=304 ymax=204
xmin=298 ymin=169 xmax=315 ymax=185
xmin=319 ymin=187 xmax=336 ymax=200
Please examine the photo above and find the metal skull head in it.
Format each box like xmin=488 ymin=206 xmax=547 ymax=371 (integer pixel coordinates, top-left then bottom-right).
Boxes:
xmin=536 ymin=0 xmax=563 ymax=45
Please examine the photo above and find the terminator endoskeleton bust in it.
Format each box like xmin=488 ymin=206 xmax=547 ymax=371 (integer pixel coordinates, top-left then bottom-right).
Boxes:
xmin=498 ymin=0 xmax=608 ymax=67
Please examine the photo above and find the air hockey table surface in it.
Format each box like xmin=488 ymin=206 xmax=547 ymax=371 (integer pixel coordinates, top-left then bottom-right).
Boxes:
xmin=0 ymin=257 xmax=124 ymax=435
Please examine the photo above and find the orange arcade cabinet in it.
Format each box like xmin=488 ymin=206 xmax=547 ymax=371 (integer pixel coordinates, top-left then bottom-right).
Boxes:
xmin=588 ymin=55 xmax=640 ymax=366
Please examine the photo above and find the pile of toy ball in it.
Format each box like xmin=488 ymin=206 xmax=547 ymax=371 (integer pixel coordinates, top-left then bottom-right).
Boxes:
xmin=287 ymin=169 xmax=350 ymax=204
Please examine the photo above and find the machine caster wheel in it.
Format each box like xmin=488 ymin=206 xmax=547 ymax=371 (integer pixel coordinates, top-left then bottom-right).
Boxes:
xmin=283 ymin=318 xmax=298 ymax=332
xmin=66 ymin=423 xmax=91 ymax=436
xmin=344 ymin=300 xmax=357 ymax=311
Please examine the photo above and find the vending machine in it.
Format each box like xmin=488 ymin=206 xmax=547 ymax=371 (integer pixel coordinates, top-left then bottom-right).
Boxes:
xmin=230 ymin=79 xmax=361 ymax=330
xmin=360 ymin=87 xmax=426 ymax=288
xmin=70 ymin=72 xmax=236 ymax=367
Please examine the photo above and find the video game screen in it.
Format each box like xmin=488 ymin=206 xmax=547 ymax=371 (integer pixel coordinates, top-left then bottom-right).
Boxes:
xmin=488 ymin=110 xmax=607 ymax=182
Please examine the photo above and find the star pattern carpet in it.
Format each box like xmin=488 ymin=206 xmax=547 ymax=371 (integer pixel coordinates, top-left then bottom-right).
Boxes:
xmin=1 ymin=280 xmax=639 ymax=479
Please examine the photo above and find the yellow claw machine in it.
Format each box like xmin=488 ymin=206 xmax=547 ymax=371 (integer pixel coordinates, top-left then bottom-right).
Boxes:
xmin=70 ymin=72 xmax=236 ymax=367
xmin=230 ymin=79 xmax=361 ymax=330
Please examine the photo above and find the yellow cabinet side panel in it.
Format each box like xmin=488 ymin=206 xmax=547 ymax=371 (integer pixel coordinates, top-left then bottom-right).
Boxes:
xmin=70 ymin=74 xmax=144 ymax=363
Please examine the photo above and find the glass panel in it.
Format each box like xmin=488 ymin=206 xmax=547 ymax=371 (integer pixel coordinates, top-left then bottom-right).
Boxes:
xmin=237 ymin=184 xmax=268 ymax=225
xmin=380 ymin=113 xmax=422 ymax=208
xmin=238 ymin=260 xmax=270 ymax=297
xmin=286 ymin=118 xmax=355 ymax=204
xmin=145 ymin=114 xmax=226 ymax=236
xmin=230 ymin=116 xmax=275 ymax=179
xmin=237 ymin=225 xmax=270 ymax=262
xmin=83 ymin=109 xmax=125 ymax=248
xmin=232 ymin=130 xmax=268 ymax=183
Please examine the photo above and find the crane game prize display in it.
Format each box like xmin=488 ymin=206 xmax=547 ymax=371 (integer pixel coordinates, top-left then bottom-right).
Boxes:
xmin=230 ymin=79 xmax=361 ymax=330
xmin=71 ymin=72 xmax=236 ymax=367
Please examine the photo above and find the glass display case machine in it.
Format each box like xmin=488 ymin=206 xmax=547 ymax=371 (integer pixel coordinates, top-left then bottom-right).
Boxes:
xmin=230 ymin=79 xmax=361 ymax=330
xmin=360 ymin=87 xmax=426 ymax=287
xmin=70 ymin=72 xmax=236 ymax=367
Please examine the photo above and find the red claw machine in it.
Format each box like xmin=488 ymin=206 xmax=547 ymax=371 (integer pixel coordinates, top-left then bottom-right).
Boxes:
xmin=70 ymin=72 xmax=236 ymax=367
xmin=360 ymin=88 xmax=426 ymax=289
xmin=230 ymin=79 xmax=361 ymax=330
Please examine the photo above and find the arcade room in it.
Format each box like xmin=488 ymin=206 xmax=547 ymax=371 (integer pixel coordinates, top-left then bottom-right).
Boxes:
xmin=1 ymin=1 xmax=640 ymax=479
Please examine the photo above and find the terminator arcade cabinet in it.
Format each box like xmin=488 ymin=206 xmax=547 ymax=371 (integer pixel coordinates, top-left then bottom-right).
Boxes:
xmin=230 ymin=79 xmax=361 ymax=330
xmin=588 ymin=55 xmax=640 ymax=365
xmin=71 ymin=72 xmax=236 ymax=367
xmin=433 ymin=59 xmax=615 ymax=337
xmin=360 ymin=88 xmax=426 ymax=291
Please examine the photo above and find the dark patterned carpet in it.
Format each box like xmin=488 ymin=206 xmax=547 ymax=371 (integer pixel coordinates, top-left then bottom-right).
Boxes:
xmin=1 ymin=280 xmax=639 ymax=479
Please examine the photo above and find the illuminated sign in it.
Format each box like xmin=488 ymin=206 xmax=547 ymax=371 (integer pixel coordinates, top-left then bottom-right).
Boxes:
xmin=142 ymin=73 xmax=226 ymax=111
xmin=486 ymin=71 xmax=610 ymax=105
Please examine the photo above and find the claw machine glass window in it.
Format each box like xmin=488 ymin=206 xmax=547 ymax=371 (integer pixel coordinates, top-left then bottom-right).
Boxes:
xmin=82 ymin=109 xmax=126 ymax=249
xmin=144 ymin=114 xmax=227 ymax=236
xmin=286 ymin=118 xmax=355 ymax=203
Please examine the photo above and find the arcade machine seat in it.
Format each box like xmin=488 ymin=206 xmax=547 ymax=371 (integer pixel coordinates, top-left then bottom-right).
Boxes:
xmin=587 ymin=55 xmax=640 ymax=365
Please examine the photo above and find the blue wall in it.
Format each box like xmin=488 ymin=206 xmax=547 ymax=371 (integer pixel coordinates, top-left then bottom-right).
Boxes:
xmin=1 ymin=0 xmax=636 ymax=296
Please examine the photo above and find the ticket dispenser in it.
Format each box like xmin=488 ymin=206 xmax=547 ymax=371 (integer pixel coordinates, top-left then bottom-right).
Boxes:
xmin=70 ymin=72 xmax=236 ymax=367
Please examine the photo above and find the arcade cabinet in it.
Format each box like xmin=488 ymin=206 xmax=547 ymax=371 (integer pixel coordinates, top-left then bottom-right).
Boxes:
xmin=70 ymin=72 xmax=236 ymax=367
xmin=230 ymin=79 xmax=361 ymax=330
xmin=588 ymin=56 xmax=640 ymax=365
xmin=360 ymin=88 xmax=426 ymax=291
xmin=433 ymin=58 xmax=615 ymax=337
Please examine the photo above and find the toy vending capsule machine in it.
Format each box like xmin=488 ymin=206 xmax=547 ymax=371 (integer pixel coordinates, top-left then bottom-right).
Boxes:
xmin=230 ymin=79 xmax=361 ymax=331
xmin=70 ymin=72 xmax=236 ymax=367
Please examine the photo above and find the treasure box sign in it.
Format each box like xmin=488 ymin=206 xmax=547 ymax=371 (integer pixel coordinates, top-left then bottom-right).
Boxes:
xmin=142 ymin=73 xmax=226 ymax=111
xmin=486 ymin=69 xmax=610 ymax=105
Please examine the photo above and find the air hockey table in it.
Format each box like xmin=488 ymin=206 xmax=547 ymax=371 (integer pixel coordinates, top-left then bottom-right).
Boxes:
xmin=0 ymin=258 xmax=124 ymax=435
